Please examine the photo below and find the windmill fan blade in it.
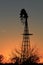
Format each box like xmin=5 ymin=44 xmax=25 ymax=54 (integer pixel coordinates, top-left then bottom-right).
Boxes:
xmin=21 ymin=18 xmax=25 ymax=24
xmin=20 ymin=9 xmax=28 ymax=19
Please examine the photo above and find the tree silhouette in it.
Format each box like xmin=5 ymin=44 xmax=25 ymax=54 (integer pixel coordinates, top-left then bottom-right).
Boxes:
xmin=10 ymin=51 xmax=20 ymax=64
xmin=10 ymin=47 xmax=40 ymax=65
xmin=0 ymin=54 xmax=4 ymax=63
xmin=21 ymin=47 xmax=40 ymax=64
xmin=29 ymin=47 xmax=40 ymax=63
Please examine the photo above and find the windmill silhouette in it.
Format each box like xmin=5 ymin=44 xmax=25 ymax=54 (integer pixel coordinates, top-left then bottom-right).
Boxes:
xmin=20 ymin=9 xmax=33 ymax=62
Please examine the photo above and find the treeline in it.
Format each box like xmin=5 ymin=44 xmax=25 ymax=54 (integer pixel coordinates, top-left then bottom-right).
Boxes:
xmin=0 ymin=47 xmax=42 ymax=65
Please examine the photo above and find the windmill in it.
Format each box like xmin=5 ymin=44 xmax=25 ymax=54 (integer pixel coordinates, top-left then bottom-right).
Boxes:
xmin=20 ymin=9 xmax=33 ymax=62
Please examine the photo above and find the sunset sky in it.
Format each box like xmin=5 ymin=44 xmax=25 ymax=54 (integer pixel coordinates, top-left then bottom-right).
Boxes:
xmin=0 ymin=0 xmax=43 ymax=63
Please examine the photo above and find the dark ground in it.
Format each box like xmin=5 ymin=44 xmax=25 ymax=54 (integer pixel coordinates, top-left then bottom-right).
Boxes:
xmin=0 ymin=63 xmax=43 ymax=65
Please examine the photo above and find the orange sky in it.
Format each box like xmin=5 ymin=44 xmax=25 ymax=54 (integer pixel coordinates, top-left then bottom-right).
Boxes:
xmin=0 ymin=37 xmax=43 ymax=63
